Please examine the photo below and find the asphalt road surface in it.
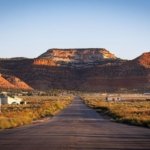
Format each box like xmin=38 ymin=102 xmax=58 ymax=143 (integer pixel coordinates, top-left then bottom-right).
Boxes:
xmin=0 ymin=97 xmax=150 ymax=150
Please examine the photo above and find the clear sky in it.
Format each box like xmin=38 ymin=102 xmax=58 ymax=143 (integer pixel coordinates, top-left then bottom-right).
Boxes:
xmin=0 ymin=0 xmax=150 ymax=59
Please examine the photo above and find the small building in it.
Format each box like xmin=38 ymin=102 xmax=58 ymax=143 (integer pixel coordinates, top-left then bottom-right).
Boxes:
xmin=0 ymin=94 xmax=22 ymax=105
xmin=105 ymin=96 xmax=121 ymax=102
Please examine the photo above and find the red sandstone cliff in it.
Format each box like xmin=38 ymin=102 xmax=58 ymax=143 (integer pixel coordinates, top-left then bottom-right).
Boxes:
xmin=0 ymin=73 xmax=33 ymax=90
xmin=0 ymin=74 xmax=15 ymax=89
xmin=4 ymin=75 xmax=33 ymax=90
xmin=33 ymin=48 xmax=117 ymax=66
xmin=0 ymin=49 xmax=149 ymax=92
xmin=134 ymin=52 xmax=150 ymax=68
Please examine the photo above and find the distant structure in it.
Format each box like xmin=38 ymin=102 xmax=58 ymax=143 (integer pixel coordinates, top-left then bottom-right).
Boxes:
xmin=0 ymin=93 xmax=23 ymax=105
xmin=105 ymin=95 xmax=121 ymax=102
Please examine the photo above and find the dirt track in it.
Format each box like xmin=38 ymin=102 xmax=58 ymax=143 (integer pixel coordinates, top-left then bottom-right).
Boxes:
xmin=0 ymin=97 xmax=150 ymax=150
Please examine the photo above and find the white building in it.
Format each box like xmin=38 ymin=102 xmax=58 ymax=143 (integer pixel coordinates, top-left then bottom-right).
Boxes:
xmin=0 ymin=95 xmax=22 ymax=105
xmin=105 ymin=96 xmax=121 ymax=102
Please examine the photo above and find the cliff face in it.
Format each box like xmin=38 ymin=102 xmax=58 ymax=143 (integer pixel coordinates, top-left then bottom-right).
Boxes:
xmin=4 ymin=75 xmax=33 ymax=90
xmin=34 ymin=48 xmax=117 ymax=67
xmin=0 ymin=49 xmax=149 ymax=92
xmin=0 ymin=73 xmax=33 ymax=90
xmin=134 ymin=52 xmax=150 ymax=68
xmin=0 ymin=74 xmax=15 ymax=89
xmin=0 ymin=58 xmax=33 ymax=90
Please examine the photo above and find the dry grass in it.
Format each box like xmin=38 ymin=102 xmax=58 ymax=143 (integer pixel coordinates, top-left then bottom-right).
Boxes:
xmin=0 ymin=96 xmax=73 ymax=129
xmin=83 ymin=95 xmax=150 ymax=127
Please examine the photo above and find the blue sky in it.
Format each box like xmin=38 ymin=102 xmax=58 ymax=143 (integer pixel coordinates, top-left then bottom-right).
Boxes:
xmin=0 ymin=0 xmax=150 ymax=59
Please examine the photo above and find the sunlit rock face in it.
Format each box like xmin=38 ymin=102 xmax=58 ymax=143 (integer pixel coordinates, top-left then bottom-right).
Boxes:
xmin=0 ymin=74 xmax=33 ymax=90
xmin=33 ymin=48 xmax=117 ymax=67
xmin=4 ymin=75 xmax=33 ymax=90
xmin=0 ymin=74 xmax=15 ymax=89
xmin=134 ymin=52 xmax=150 ymax=68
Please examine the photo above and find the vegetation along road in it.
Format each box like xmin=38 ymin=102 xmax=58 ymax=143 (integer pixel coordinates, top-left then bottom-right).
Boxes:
xmin=0 ymin=97 xmax=150 ymax=150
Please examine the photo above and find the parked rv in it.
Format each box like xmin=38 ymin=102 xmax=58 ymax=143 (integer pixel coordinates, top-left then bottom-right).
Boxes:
xmin=0 ymin=94 xmax=23 ymax=105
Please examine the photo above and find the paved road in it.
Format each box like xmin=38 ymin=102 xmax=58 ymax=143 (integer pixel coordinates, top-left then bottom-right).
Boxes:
xmin=0 ymin=97 xmax=150 ymax=150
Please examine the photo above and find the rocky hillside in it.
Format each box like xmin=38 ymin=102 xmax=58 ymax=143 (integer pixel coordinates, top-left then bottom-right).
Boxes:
xmin=0 ymin=73 xmax=33 ymax=90
xmin=0 ymin=58 xmax=33 ymax=90
xmin=3 ymin=74 xmax=33 ymax=90
xmin=0 ymin=74 xmax=15 ymax=89
xmin=34 ymin=48 xmax=117 ymax=67
xmin=0 ymin=49 xmax=149 ymax=92
xmin=134 ymin=52 xmax=150 ymax=68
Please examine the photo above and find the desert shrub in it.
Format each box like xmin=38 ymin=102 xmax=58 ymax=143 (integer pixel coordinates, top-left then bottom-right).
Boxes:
xmin=83 ymin=96 xmax=150 ymax=127
xmin=0 ymin=96 xmax=73 ymax=129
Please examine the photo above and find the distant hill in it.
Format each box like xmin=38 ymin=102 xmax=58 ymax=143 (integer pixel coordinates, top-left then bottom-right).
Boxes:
xmin=0 ymin=48 xmax=149 ymax=92
xmin=0 ymin=74 xmax=15 ymax=89
xmin=0 ymin=73 xmax=32 ymax=90
xmin=134 ymin=52 xmax=150 ymax=68
xmin=34 ymin=48 xmax=117 ymax=67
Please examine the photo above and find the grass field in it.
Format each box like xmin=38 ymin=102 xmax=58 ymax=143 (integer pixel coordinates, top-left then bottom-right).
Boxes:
xmin=83 ymin=95 xmax=150 ymax=128
xmin=0 ymin=96 xmax=73 ymax=129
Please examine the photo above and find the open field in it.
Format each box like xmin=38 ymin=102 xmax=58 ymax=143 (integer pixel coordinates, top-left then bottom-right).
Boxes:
xmin=82 ymin=94 xmax=150 ymax=127
xmin=0 ymin=96 xmax=72 ymax=129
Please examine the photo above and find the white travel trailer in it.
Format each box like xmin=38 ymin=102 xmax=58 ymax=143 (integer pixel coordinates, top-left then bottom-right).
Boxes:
xmin=0 ymin=94 xmax=22 ymax=105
